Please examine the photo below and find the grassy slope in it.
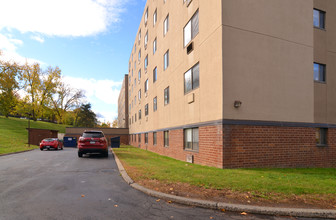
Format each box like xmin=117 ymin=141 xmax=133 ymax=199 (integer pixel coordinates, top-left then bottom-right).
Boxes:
xmin=114 ymin=145 xmax=336 ymax=197
xmin=0 ymin=116 xmax=69 ymax=154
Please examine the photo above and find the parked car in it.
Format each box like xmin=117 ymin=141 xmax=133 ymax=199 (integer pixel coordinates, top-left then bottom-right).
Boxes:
xmin=77 ymin=130 xmax=108 ymax=157
xmin=40 ymin=138 xmax=63 ymax=151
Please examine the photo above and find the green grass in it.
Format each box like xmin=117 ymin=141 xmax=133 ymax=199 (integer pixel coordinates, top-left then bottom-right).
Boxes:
xmin=0 ymin=116 xmax=70 ymax=154
xmin=114 ymin=145 xmax=336 ymax=197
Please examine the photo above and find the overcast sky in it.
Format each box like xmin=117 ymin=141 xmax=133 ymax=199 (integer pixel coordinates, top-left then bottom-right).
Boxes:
xmin=0 ymin=0 xmax=146 ymax=123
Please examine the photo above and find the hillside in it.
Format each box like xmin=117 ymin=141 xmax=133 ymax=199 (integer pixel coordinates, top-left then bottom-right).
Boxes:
xmin=0 ymin=116 xmax=70 ymax=155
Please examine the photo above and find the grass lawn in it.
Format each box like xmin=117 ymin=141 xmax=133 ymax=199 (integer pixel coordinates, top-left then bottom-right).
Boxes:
xmin=0 ymin=116 xmax=69 ymax=155
xmin=114 ymin=145 xmax=336 ymax=207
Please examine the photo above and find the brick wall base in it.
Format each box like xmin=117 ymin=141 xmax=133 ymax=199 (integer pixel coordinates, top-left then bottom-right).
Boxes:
xmin=129 ymin=123 xmax=336 ymax=168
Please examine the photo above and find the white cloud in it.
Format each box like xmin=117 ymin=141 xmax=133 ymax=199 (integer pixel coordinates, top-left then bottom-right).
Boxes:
xmin=0 ymin=33 xmax=43 ymax=65
xmin=31 ymin=35 xmax=45 ymax=43
xmin=0 ymin=0 xmax=126 ymax=37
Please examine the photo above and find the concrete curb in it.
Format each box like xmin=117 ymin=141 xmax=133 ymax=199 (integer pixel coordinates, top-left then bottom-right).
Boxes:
xmin=0 ymin=148 xmax=36 ymax=157
xmin=111 ymin=149 xmax=336 ymax=219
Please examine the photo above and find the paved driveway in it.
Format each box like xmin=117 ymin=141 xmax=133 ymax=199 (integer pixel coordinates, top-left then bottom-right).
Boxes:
xmin=0 ymin=148 xmax=317 ymax=220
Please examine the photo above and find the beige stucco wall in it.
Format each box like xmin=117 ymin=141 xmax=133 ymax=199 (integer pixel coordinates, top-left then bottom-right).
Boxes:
xmin=128 ymin=0 xmax=223 ymax=134
xmin=222 ymin=0 xmax=314 ymax=123
xmin=314 ymin=0 xmax=336 ymax=124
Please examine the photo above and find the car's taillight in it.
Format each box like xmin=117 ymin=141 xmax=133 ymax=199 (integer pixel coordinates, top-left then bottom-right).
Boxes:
xmin=100 ymin=138 xmax=106 ymax=143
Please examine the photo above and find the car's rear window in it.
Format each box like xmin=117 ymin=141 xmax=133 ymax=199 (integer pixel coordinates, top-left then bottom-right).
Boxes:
xmin=44 ymin=138 xmax=56 ymax=142
xmin=83 ymin=132 xmax=104 ymax=138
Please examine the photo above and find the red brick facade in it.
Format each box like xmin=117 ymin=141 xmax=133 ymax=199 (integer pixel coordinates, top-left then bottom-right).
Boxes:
xmin=129 ymin=123 xmax=336 ymax=168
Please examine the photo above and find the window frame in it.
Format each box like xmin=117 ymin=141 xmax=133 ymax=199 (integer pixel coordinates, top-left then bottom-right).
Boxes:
xmin=184 ymin=62 xmax=200 ymax=94
xmin=153 ymin=67 xmax=157 ymax=83
xmin=183 ymin=10 xmax=199 ymax=47
xmin=145 ymin=103 xmax=149 ymax=116
xmin=145 ymin=133 xmax=148 ymax=144
xmin=316 ymin=128 xmax=328 ymax=146
xmin=164 ymin=86 xmax=170 ymax=105
xmin=153 ymin=132 xmax=157 ymax=145
xmin=313 ymin=8 xmax=326 ymax=29
xmin=153 ymin=9 xmax=157 ymax=26
xmin=153 ymin=38 xmax=157 ymax=55
xmin=164 ymin=130 xmax=169 ymax=147
xmin=184 ymin=127 xmax=199 ymax=152
xmin=144 ymin=79 xmax=149 ymax=93
xmin=314 ymin=62 xmax=326 ymax=83
xmin=164 ymin=14 xmax=169 ymax=36
xmin=153 ymin=96 xmax=157 ymax=112
xmin=164 ymin=50 xmax=169 ymax=70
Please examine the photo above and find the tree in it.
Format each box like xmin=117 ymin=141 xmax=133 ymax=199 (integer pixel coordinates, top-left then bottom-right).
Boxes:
xmin=112 ymin=118 xmax=118 ymax=128
xmin=0 ymin=54 xmax=21 ymax=117
xmin=51 ymin=82 xmax=85 ymax=124
xmin=21 ymin=62 xmax=42 ymax=120
xmin=75 ymin=103 xmax=97 ymax=127
xmin=38 ymin=66 xmax=62 ymax=120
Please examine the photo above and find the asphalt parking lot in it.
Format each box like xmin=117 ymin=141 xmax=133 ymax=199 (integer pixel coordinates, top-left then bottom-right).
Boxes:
xmin=0 ymin=148 xmax=321 ymax=220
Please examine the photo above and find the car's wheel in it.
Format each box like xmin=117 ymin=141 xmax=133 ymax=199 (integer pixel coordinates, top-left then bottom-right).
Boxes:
xmin=78 ymin=152 xmax=83 ymax=157
xmin=40 ymin=148 xmax=43 ymax=151
xmin=103 ymin=151 xmax=109 ymax=158
xmin=61 ymin=147 xmax=63 ymax=150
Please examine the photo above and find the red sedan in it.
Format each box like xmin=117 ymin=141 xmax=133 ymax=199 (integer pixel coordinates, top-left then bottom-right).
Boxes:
xmin=40 ymin=138 xmax=63 ymax=151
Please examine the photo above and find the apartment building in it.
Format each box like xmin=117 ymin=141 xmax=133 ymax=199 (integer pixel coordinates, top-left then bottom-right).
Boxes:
xmin=120 ymin=0 xmax=336 ymax=168
xmin=118 ymin=74 xmax=128 ymax=128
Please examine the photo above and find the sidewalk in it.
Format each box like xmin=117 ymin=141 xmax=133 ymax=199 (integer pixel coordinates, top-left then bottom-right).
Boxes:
xmin=111 ymin=149 xmax=336 ymax=219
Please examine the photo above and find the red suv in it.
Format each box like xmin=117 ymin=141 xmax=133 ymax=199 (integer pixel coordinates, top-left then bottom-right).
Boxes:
xmin=77 ymin=130 xmax=108 ymax=157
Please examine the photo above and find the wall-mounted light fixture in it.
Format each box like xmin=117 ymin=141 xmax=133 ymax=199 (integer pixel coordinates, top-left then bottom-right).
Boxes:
xmin=234 ymin=100 xmax=242 ymax=108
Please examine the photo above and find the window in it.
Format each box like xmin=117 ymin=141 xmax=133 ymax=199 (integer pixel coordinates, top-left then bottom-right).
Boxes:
xmin=134 ymin=78 xmax=136 ymax=86
xmin=164 ymin=87 xmax=169 ymax=105
xmin=164 ymin=131 xmax=169 ymax=147
xmin=144 ymin=7 xmax=148 ymax=25
xmin=144 ymin=55 xmax=148 ymax=70
xmin=145 ymin=133 xmax=148 ymax=144
xmin=153 ymin=67 xmax=157 ymax=82
xmin=145 ymin=103 xmax=149 ymax=116
xmin=314 ymin=9 xmax=325 ymax=29
xmin=138 ymin=49 xmax=141 ymax=62
xmin=139 ymin=109 xmax=142 ymax=119
xmin=134 ymin=96 xmax=136 ymax=105
xmin=164 ymin=15 xmax=169 ymax=36
xmin=184 ymin=63 xmax=200 ymax=93
xmin=184 ymin=10 xmax=199 ymax=47
xmin=134 ymin=134 xmax=136 ymax=142
xmin=138 ymin=30 xmax=141 ymax=44
xmin=134 ymin=61 xmax=136 ymax=70
xmin=134 ymin=44 xmax=136 ymax=53
xmin=138 ymin=69 xmax=141 ymax=81
xmin=164 ymin=50 xmax=169 ymax=70
xmin=153 ymin=132 xmax=157 ymax=145
xmin=138 ymin=133 xmax=141 ymax=143
xmin=138 ymin=89 xmax=141 ymax=100
xmin=314 ymin=63 xmax=326 ymax=82
xmin=316 ymin=128 xmax=327 ymax=146
xmin=135 ymin=113 xmax=137 ymax=122
xmin=153 ymin=9 xmax=157 ymax=26
xmin=184 ymin=128 xmax=199 ymax=151
xmin=144 ymin=31 xmax=148 ymax=48
xmin=145 ymin=79 xmax=149 ymax=93
xmin=153 ymin=38 xmax=157 ymax=54
xmin=153 ymin=96 xmax=157 ymax=112
xmin=132 ymin=69 xmax=133 ymax=77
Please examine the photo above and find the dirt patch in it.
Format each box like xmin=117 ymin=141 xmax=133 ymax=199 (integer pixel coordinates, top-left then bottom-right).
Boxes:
xmin=123 ymin=164 xmax=336 ymax=210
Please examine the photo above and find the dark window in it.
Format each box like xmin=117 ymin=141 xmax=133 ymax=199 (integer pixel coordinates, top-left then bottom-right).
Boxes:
xmin=153 ymin=38 xmax=157 ymax=54
xmin=314 ymin=63 xmax=326 ymax=82
xmin=184 ymin=128 xmax=199 ymax=151
xmin=145 ymin=103 xmax=149 ymax=116
xmin=316 ymin=128 xmax=327 ymax=146
xmin=314 ymin=9 xmax=325 ymax=29
xmin=145 ymin=133 xmax=148 ymax=144
xmin=139 ymin=109 xmax=142 ymax=119
xmin=145 ymin=79 xmax=149 ymax=93
xmin=164 ymin=87 xmax=169 ymax=105
xmin=135 ymin=113 xmax=137 ymax=122
xmin=153 ymin=96 xmax=157 ymax=112
xmin=184 ymin=63 xmax=199 ymax=93
xmin=82 ymin=131 xmax=104 ymax=138
xmin=153 ymin=132 xmax=157 ymax=145
xmin=153 ymin=67 xmax=157 ymax=83
xmin=138 ymin=133 xmax=141 ymax=143
xmin=164 ymin=130 xmax=169 ymax=147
